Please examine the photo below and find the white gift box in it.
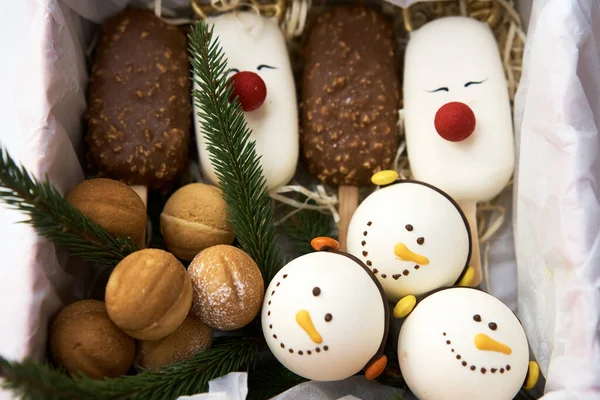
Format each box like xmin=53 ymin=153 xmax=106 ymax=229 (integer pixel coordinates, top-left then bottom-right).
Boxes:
xmin=0 ymin=0 xmax=598 ymax=399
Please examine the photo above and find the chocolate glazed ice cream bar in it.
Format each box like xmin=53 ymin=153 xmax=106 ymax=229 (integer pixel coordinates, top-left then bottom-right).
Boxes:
xmin=86 ymin=10 xmax=191 ymax=203
xmin=301 ymin=7 xmax=400 ymax=250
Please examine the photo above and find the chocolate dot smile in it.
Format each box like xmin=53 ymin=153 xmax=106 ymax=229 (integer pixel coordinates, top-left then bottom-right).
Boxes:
xmin=266 ymin=272 xmax=331 ymax=357
xmin=361 ymin=221 xmax=428 ymax=279
xmin=442 ymin=331 xmax=513 ymax=375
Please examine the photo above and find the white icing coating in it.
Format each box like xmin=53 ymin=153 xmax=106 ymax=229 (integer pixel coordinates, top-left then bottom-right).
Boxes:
xmin=398 ymin=288 xmax=529 ymax=400
xmin=194 ymin=12 xmax=299 ymax=190
xmin=347 ymin=181 xmax=470 ymax=301
xmin=403 ymin=17 xmax=515 ymax=202
xmin=261 ymin=251 xmax=385 ymax=381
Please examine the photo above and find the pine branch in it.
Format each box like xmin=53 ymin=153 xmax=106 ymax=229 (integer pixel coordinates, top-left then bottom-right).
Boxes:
xmin=0 ymin=148 xmax=138 ymax=268
xmin=188 ymin=22 xmax=283 ymax=283
xmin=280 ymin=209 xmax=334 ymax=255
xmin=0 ymin=338 xmax=259 ymax=400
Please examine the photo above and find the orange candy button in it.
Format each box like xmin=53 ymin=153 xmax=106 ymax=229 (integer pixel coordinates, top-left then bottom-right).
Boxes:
xmin=310 ymin=237 xmax=340 ymax=252
xmin=364 ymin=355 xmax=387 ymax=380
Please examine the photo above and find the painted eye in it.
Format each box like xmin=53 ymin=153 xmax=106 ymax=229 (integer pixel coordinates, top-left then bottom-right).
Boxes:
xmin=257 ymin=64 xmax=276 ymax=71
xmin=473 ymin=314 xmax=482 ymax=322
xmin=464 ymin=79 xmax=487 ymax=87
xmin=427 ymin=87 xmax=449 ymax=93
xmin=417 ymin=237 xmax=424 ymax=245
xmin=312 ymin=287 xmax=321 ymax=296
xmin=405 ymin=224 xmax=414 ymax=231
xmin=228 ymin=68 xmax=239 ymax=75
xmin=324 ymin=313 xmax=332 ymax=322
xmin=488 ymin=322 xmax=497 ymax=330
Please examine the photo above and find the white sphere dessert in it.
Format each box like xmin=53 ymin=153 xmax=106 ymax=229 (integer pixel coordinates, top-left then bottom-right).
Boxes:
xmin=262 ymin=238 xmax=388 ymax=381
xmin=398 ymin=288 xmax=532 ymax=400
xmin=347 ymin=178 xmax=471 ymax=302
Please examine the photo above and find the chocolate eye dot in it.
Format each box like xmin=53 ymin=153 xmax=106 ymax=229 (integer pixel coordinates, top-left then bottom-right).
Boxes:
xmin=405 ymin=224 xmax=413 ymax=231
xmin=473 ymin=314 xmax=481 ymax=322
xmin=312 ymin=287 xmax=321 ymax=296
xmin=488 ymin=322 xmax=497 ymax=330
xmin=417 ymin=237 xmax=424 ymax=245
xmin=325 ymin=313 xmax=332 ymax=322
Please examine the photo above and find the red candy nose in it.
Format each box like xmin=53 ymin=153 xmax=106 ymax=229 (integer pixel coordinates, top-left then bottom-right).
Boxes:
xmin=229 ymin=71 xmax=267 ymax=112
xmin=434 ymin=102 xmax=476 ymax=142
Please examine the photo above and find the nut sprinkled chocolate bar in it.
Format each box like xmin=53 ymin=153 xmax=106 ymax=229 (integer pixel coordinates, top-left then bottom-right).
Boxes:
xmin=86 ymin=10 xmax=191 ymax=190
xmin=301 ymin=7 xmax=400 ymax=186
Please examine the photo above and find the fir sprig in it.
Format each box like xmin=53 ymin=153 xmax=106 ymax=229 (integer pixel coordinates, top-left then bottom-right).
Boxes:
xmin=0 ymin=338 xmax=259 ymax=400
xmin=188 ymin=22 xmax=283 ymax=283
xmin=280 ymin=209 xmax=333 ymax=255
xmin=0 ymin=148 xmax=138 ymax=268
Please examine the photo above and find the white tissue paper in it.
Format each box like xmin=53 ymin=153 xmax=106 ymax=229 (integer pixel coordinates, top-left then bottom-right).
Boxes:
xmin=0 ymin=2 xmax=91 ymax=399
xmin=177 ymin=372 xmax=248 ymax=400
xmin=271 ymin=376 xmax=407 ymax=400
xmin=513 ymin=0 xmax=600 ymax=398
xmin=0 ymin=0 xmax=88 ymax=364
xmin=0 ymin=0 xmax=598 ymax=399
xmin=175 ymin=373 xmax=408 ymax=400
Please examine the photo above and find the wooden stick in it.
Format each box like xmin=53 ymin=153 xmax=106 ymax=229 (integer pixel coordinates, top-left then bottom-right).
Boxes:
xmin=457 ymin=200 xmax=482 ymax=287
xmin=338 ymin=185 xmax=359 ymax=252
xmin=131 ymin=185 xmax=148 ymax=248
xmin=130 ymin=185 xmax=148 ymax=207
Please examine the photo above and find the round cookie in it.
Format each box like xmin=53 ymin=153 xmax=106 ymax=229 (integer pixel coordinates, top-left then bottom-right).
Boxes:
xmin=398 ymin=288 xmax=531 ymax=400
xmin=50 ymin=300 xmax=135 ymax=378
xmin=135 ymin=313 xmax=213 ymax=371
xmin=66 ymin=178 xmax=147 ymax=248
xmin=347 ymin=179 xmax=471 ymax=301
xmin=188 ymin=245 xmax=263 ymax=331
xmin=160 ymin=183 xmax=235 ymax=261
xmin=262 ymin=240 xmax=389 ymax=381
xmin=105 ymin=249 xmax=192 ymax=340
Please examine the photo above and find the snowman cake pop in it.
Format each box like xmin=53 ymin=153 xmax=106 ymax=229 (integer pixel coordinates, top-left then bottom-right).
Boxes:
xmin=194 ymin=12 xmax=299 ymax=191
xmin=262 ymin=237 xmax=389 ymax=381
xmin=398 ymin=287 xmax=539 ymax=400
xmin=347 ymin=170 xmax=473 ymax=318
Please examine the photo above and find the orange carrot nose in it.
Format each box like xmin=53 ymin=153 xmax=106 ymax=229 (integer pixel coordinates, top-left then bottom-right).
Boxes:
xmin=394 ymin=243 xmax=429 ymax=265
xmin=474 ymin=333 xmax=512 ymax=354
xmin=296 ymin=310 xmax=323 ymax=344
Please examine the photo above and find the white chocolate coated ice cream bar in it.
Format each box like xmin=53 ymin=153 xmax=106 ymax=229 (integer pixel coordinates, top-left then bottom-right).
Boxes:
xmin=194 ymin=12 xmax=299 ymax=191
xmin=403 ymin=17 xmax=515 ymax=203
